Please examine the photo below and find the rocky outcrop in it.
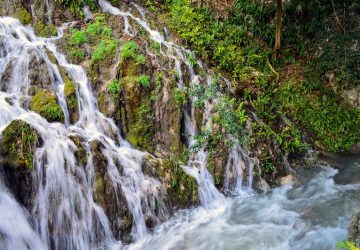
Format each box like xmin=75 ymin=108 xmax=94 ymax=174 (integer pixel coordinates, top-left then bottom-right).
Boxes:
xmin=142 ymin=155 xmax=199 ymax=211
xmin=349 ymin=211 xmax=360 ymax=247
xmin=90 ymin=140 xmax=134 ymax=243
xmin=0 ymin=120 xmax=42 ymax=209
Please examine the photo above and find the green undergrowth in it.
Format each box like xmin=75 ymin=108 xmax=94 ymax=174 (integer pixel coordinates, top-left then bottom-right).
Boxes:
xmin=154 ymin=0 xmax=360 ymax=153
xmin=276 ymin=78 xmax=360 ymax=152
xmin=61 ymin=14 xmax=119 ymax=67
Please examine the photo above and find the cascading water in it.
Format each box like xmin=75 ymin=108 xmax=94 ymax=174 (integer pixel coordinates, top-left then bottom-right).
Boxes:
xmin=128 ymin=163 xmax=360 ymax=250
xmin=1 ymin=1 xmax=359 ymax=250
xmin=98 ymin=0 xmax=246 ymax=207
xmin=0 ymin=1 xmax=243 ymax=247
xmin=0 ymin=14 xmax=167 ymax=248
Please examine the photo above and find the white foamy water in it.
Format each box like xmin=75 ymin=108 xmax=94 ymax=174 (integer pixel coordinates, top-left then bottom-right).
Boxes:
xmin=1 ymin=1 xmax=359 ymax=250
xmin=128 ymin=164 xmax=360 ymax=250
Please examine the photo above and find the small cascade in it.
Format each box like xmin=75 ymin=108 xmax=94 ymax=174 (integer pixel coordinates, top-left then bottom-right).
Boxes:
xmin=0 ymin=0 xmax=258 ymax=248
xmin=98 ymin=0 xmax=254 ymax=205
xmin=83 ymin=6 xmax=92 ymax=21
xmin=224 ymin=143 xmax=256 ymax=195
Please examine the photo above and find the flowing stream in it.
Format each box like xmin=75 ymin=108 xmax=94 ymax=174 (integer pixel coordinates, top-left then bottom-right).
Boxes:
xmin=128 ymin=158 xmax=360 ymax=250
xmin=0 ymin=1 xmax=359 ymax=249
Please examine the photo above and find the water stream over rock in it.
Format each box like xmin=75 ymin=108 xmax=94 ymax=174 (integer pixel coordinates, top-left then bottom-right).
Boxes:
xmin=0 ymin=1 xmax=359 ymax=249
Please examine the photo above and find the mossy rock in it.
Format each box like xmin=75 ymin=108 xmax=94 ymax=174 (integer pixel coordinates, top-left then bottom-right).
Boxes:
xmin=46 ymin=49 xmax=58 ymax=64
xmin=162 ymin=157 xmax=198 ymax=209
xmin=69 ymin=136 xmax=87 ymax=166
xmin=30 ymin=89 xmax=65 ymax=123
xmin=0 ymin=120 xmax=41 ymax=170
xmin=142 ymin=155 xmax=199 ymax=210
xmin=64 ymin=79 xmax=79 ymax=123
xmin=34 ymin=22 xmax=57 ymax=38
xmin=18 ymin=8 xmax=32 ymax=25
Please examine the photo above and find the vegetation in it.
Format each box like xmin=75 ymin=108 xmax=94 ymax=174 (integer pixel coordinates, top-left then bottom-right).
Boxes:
xmin=30 ymin=90 xmax=64 ymax=122
xmin=137 ymin=75 xmax=151 ymax=87
xmin=0 ymin=120 xmax=40 ymax=170
xmin=69 ymin=29 xmax=88 ymax=46
xmin=64 ymin=80 xmax=78 ymax=110
xmin=18 ymin=8 xmax=31 ymax=25
xmin=91 ymin=39 xmax=118 ymax=63
xmin=107 ymin=79 xmax=122 ymax=101
xmin=34 ymin=22 xmax=57 ymax=38
xmin=337 ymin=240 xmax=360 ymax=250
xmin=55 ymin=0 xmax=97 ymax=14
xmin=159 ymin=0 xmax=360 ymax=154
xmin=121 ymin=40 xmax=147 ymax=65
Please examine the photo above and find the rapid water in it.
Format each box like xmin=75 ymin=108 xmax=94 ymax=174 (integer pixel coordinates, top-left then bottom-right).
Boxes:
xmin=129 ymin=159 xmax=360 ymax=250
xmin=0 ymin=1 xmax=359 ymax=249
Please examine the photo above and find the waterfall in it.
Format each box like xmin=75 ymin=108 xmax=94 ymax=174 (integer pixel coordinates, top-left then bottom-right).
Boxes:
xmin=0 ymin=1 xmax=256 ymax=248
xmin=0 ymin=16 xmax=165 ymax=248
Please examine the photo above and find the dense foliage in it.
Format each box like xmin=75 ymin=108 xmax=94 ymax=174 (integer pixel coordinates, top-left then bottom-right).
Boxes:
xmin=153 ymin=0 xmax=360 ymax=154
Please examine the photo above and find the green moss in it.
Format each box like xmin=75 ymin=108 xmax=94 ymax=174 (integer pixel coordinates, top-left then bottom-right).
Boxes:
xmin=0 ymin=120 xmax=40 ymax=170
xmin=69 ymin=29 xmax=88 ymax=45
xmin=86 ymin=19 xmax=112 ymax=38
xmin=69 ymin=136 xmax=87 ymax=166
xmin=97 ymin=92 xmax=106 ymax=114
xmin=126 ymin=101 xmax=154 ymax=152
xmin=135 ymin=55 xmax=146 ymax=65
xmin=162 ymin=157 xmax=198 ymax=207
xmin=121 ymin=41 xmax=139 ymax=59
xmin=46 ymin=49 xmax=58 ymax=64
xmin=64 ymin=80 xmax=78 ymax=110
xmin=137 ymin=75 xmax=151 ymax=87
xmin=34 ymin=22 xmax=57 ymax=38
xmin=30 ymin=90 xmax=64 ymax=122
xmin=95 ymin=172 xmax=106 ymax=207
xmin=107 ymin=79 xmax=122 ymax=101
xmin=18 ymin=8 xmax=32 ymax=25
xmin=122 ymin=59 xmax=138 ymax=77
xmin=68 ymin=48 xmax=85 ymax=64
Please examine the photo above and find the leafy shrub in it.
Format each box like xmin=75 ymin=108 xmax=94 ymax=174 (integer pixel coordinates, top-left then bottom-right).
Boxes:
xmin=337 ymin=240 xmax=359 ymax=250
xmin=137 ymin=75 xmax=151 ymax=87
xmin=70 ymin=29 xmax=88 ymax=45
xmin=54 ymin=0 xmax=97 ymax=14
xmin=108 ymin=79 xmax=122 ymax=95
xmin=121 ymin=41 xmax=139 ymax=59
xmin=68 ymin=48 xmax=85 ymax=63
xmin=91 ymin=39 xmax=118 ymax=63
xmin=135 ymin=55 xmax=146 ymax=65
xmin=173 ymin=88 xmax=188 ymax=106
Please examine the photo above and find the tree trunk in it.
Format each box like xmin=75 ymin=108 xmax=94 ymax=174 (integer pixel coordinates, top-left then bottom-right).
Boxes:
xmin=275 ymin=0 xmax=282 ymax=57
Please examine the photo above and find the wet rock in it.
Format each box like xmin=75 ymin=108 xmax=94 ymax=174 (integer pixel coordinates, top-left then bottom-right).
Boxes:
xmin=0 ymin=120 xmax=42 ymax=209
xmin=63 ymin=73 xmax=79 ymax=124
xmin=0 ymin=60 xmax=13 ymax=91
xmin=349 ymin=211 xmax=360 ymax=247
xmin=142 ymin=154 xmax=199 ymax=211
xmin=28 ymin=49 xmax=52 ymax=89
xmin=30 ymin=89 xmax=64 ymax=123
xmin=90 ymin=140 xmax=134 ymax=243
xmin=280 ymin=174 xmax=296 ymax=185
xmin=69 ymin=136 xmax=87 ymax=167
